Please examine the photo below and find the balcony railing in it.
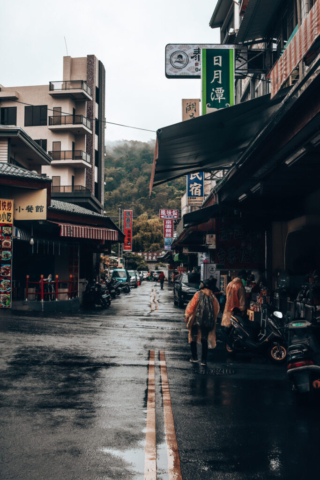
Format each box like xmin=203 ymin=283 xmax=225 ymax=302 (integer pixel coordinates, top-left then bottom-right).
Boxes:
xmin=49 ymin=150 xmax=91 ymax=163
xmin=49 ymin=115 xmax=91 ymax=130
xmin=51 ymin=185 xmax=91 ymax=194
xmin=49 ymin=80 xmax=92 ymax=96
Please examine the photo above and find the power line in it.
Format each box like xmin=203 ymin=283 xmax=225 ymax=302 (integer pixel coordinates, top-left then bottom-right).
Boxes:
xmin=9 ymin=99 xmax=156 ymax=133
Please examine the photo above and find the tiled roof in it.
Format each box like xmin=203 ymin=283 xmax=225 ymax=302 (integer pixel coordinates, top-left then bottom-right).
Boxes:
xmin=0 ymin=163 xmax=49 ymax=181
xmin=49 ymin=200 xmax=105 ymax=217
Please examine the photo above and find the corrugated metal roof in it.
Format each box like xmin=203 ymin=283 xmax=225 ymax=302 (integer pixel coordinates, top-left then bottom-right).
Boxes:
xmin=236 ymin=0 xmax=283 ymax=44
xmin=0 ymin=163 xmax=49 ymax=181
xmin=49 ymin=199 xmax=104 ymax=217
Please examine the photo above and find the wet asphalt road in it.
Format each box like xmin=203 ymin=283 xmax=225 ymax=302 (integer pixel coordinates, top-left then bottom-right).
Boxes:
xmin=1 ymin=282 xmax=320 ymax=479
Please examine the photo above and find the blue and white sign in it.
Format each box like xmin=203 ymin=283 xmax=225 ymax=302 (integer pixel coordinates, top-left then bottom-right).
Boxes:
xmin=187 ymin=172 xmax=204 ymax=206
xmin=164 ymin=237 xmax=173 ymax=251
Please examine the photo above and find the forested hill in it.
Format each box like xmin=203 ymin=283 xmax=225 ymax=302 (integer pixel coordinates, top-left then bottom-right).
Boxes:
xmin=104 ymin=140 xmax=185 ymax=220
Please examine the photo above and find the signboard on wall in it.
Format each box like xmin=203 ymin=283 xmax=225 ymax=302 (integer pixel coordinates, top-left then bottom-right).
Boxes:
xmin=182 ymin=99 xmax=200 ymax=121
xmin=0 ymin=199 xmax=13 ymax=309
xmin=165 ymin=44 xmax=247 ymax=79
xmin=202 ymin=48 xmax=235 ymax=115
xmin=14 ymin=189 xmax=47 ymax=220
xmin=215 ymin=220 xmax=265 ymax=269
xmin=187 ymin=172 xmax=204 ymax=206
xmin=123 ymin=210 xmax=133 ymax=252
xmin=159 ymin=209 xmax=179 ymax=219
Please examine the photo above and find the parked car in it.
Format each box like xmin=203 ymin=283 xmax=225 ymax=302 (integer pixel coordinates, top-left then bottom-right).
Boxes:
xmin=142 ymin=271 xmax=149 ymax=280
xmin=111 ymin=269 xmax=130 ymax=283
xmin=174 ymin=272 xmax=200 ymax=308
xmin=128 ymin=270 xmax=138 ymax=288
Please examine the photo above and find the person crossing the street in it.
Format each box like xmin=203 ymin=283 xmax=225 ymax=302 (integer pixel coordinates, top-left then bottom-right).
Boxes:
xmin=159 ymin=271 xmax=165 ymax=290
xmin=185 ymin=279 xmax=220 ymax=366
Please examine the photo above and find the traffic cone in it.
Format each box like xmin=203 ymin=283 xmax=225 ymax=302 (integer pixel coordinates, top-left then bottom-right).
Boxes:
xmin=137 ymin=280 xmax=140 ymax=287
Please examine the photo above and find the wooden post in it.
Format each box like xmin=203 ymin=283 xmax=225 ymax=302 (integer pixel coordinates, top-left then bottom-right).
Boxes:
xmin=40 ymin=275 xmax=44 ymax=302
xmin=55 ymin=275 xmax=59 ymax=301
xmin=26 ymin=275 xmax=29 ymax=301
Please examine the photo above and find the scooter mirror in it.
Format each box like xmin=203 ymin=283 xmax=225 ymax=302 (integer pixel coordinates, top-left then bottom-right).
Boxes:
xmin=273 ymin=311 xmax=283 ymax=319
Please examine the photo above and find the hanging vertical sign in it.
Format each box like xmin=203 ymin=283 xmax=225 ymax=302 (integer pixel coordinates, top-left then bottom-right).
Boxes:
xmin=163 ymin=219 xmax=173 ymax=238
xmin=182 ymin=99 xmax=200 ymax=121
xmin=0 ymin=199 xmax=13 ymax=309
xmin=201 ymin=48 xmax=235 ymax=115
xmin=187 ymin=172 xmax=204 ymax=206
xmin=123 ymin=210 xmax=133 ymax=252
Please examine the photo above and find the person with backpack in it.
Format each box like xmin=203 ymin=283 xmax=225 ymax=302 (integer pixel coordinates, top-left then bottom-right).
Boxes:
xmin=184 ymin=279 xmax=220 ymax=366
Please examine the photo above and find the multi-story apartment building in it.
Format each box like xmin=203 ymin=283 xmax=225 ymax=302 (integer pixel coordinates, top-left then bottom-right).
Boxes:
xmin=0 ymin=55 xmax=105 ymax=213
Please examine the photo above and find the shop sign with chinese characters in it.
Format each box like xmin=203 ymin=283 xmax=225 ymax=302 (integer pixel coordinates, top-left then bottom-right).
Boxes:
xmin=0 ymin=199 xmax=13 ymax=309
xmin=159 ymin=209 xmax=179 ymax=220
xmin=163 ymin=219 xmax=173 ymax=238
xmin=202 ymin=48 xmax=235 ymax=115
xmin=123 ymin=210 xmax=133 ymax=252
xmin=165 ymin=44 xmax=246 ymax=79
xmin=187 ymin=172 xmax=204 ymax=206
xmin=14 ymin=189 xmax=47 ymax=221
xmin=164 ymin=238 xmax=173 ymax=251
xmin=182 ymin=99 xmax=200 ymax=121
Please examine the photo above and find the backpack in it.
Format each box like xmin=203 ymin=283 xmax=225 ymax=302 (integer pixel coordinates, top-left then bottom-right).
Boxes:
xmin=195 ymin=291 xmax=215 ymax=329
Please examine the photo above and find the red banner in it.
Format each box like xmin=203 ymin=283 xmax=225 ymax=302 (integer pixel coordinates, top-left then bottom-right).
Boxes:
xmin=163 ymin=219 xmax=174 ymax=238
xmin=159 ymin=209 xmax=179 ymax=219
xmin=123 ymin=210 xmax=133 ymax=252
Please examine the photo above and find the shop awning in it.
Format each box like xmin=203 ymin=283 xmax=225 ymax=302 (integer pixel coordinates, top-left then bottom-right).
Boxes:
xmin=183 ymin=205 xmax=235 ymax=228
xmin=53 ymin=223 xmax=118 ymax=241
xmin=236 ymin=0 xmax=283 ymax=44
xmin=150 ymin=93 xmax=285 ymax=190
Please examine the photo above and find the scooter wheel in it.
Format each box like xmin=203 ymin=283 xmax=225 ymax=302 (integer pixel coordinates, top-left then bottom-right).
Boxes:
xmin=268 ymin=344 xmax=287 ymax=364
xmin=226 ymin=344 xmax=235 ymax=357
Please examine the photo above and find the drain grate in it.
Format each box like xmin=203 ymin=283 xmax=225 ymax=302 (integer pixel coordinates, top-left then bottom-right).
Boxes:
xmin=197 ymin=368 xmax=236 ymax=376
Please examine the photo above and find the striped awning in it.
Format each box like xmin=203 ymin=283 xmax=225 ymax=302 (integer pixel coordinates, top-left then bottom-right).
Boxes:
xmin=57 ymin=223 xmax=118 ymax=241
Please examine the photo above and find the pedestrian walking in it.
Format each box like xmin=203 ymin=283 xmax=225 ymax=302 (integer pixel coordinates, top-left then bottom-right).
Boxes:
xmin=184 ymin=279 xmax=220 ymax=366
xmin=159 ymin=271 xmax=165 ymax=290
xmin=221 ymin=276 xmax=246 ymax=329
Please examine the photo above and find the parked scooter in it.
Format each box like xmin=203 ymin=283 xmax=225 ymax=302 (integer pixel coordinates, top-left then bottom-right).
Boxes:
xmin=225 ymin=307 xmax=287 ymax=364
xmin=82 ymin=279 xmax=111 ymax=308
xmin=286 ymin=273 xmax=320 ymax=398
xmin=119 ymin=281 xmax=130 ymax=294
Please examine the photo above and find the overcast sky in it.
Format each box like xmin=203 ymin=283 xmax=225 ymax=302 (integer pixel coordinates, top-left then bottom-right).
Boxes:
xmin=1 ymin=0 xmax=219 ymax=143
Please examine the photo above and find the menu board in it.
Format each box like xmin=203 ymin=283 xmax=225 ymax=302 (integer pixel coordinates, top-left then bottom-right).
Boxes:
xmin=0 ymin=199 xmax=13 ymax=309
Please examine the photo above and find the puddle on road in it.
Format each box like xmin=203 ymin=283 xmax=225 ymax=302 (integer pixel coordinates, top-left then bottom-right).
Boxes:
xmin=101 ymin=440 xmax=145 ymax=477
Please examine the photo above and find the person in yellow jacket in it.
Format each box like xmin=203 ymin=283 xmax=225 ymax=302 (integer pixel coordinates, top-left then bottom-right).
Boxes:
xmin=221 ymin=277 xmax=246 ymax=328
xmin=185 ymin=279 xmax=220 ymax=366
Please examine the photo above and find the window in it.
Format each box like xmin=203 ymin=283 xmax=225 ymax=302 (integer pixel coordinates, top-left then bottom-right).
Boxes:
xmin=95 ymin=118 xmax=99 ymax=135
xmin=25 ymin=105 xmax=47 ymax=126
xmin=95 ymin=150 xmax=99 ymax=166
xmin=52 ymin=176 xmax=61 ymax=192
xmin=1 ymin=107 xmax=17 ymax=125
xmin=34 ymin=139 xmax=47 ymax=151
xmin=96 ymin=86 xmax=100 ymax=104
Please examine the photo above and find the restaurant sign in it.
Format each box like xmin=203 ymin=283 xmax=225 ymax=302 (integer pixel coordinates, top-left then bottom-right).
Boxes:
xmin=123 ymin=210 xmax=133 ymax=252
xmin=165 ymin=44 xmax=246 ymax=79
xmin=0 ymin=199 xmax=13 ymax=309
xmin=159 ymin=209 xmax=179 ymax=219
xmin=14 ymin=189 xmax=47 ymax=220
xmin=202 ymin=48 xmax=235 ymax=115
xmin=187 ymin=172 xmax=204 ymax=206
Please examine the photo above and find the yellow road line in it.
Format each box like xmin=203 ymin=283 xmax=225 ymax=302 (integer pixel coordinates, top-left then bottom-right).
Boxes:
xmin=144 ymin=350 xmax=157 ymax=480
xmin=159 ymin=351 xmax=183 ymax=480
